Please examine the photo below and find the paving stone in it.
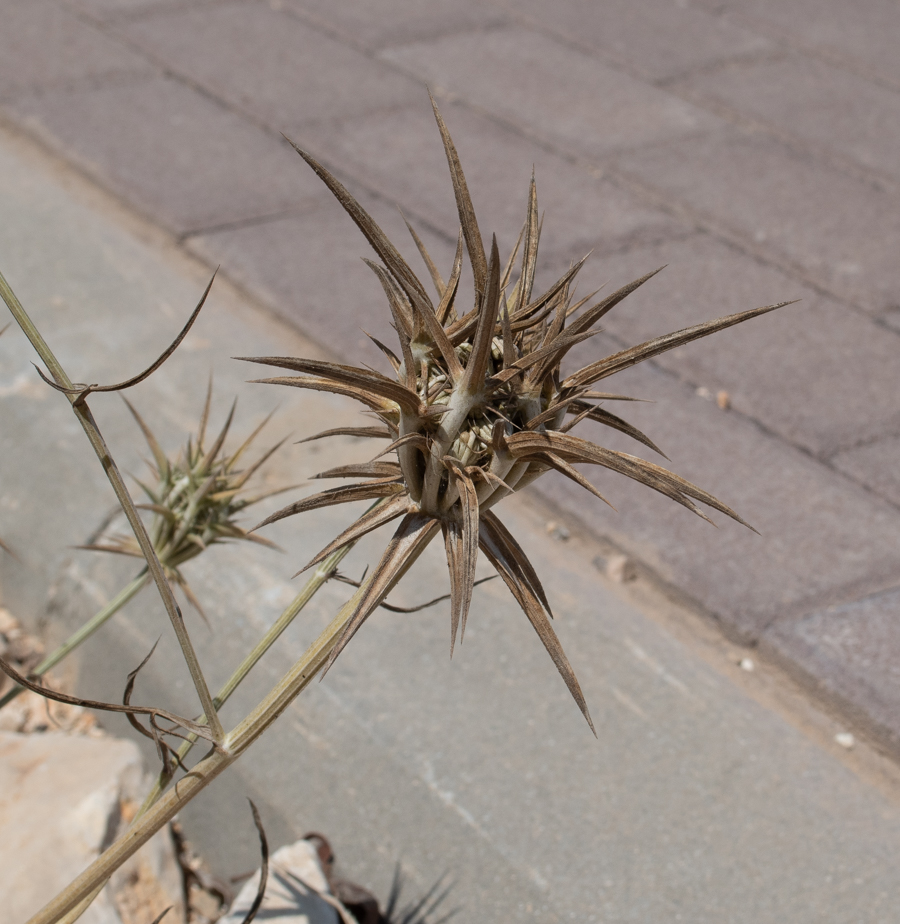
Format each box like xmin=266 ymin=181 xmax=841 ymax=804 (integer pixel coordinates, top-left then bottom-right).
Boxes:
xmin=0 ymin=0 xmax=153 ymax=98
xmin=379 ymin=26 xmax=721 ymax=160
xmin=284 ymin=0 xmax=509 ymax=49
xmin=6 ymin=75 xmax=326 ymax=233
xmin=681 ymin=55 xmax=900 ymax=185
xmin=65 ymin=0 xmax=208 ymax=19
xmin=550 ymin=232 xmax=900 ymax=457
xmin=532 ymin=343 xmax=900 ymax=642
xmin=764 ymin=587 xmax=900 ymax=751
xmin=187 ymin=194 xmax=459 ymax=365
xmin=119 ymin=1 xmax=423 ymax=136
xmin=504 ymin=0 xmax=772 ymax=82
xmin=298 ymin=100 xmax=687 ymax=267
xmin=616 ymin=126 xmax=900 ymax=315
xmin=712 ymin=0 xmax=900 ymax=88
xmin=831 ymin=435 xmax=900 ymax=507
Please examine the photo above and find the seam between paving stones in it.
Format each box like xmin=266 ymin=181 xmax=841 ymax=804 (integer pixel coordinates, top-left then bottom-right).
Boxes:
xmin=665 ymin=78 xmax=900 ymax=200
xmin=692 ymin=1 xmax=900 ymax=96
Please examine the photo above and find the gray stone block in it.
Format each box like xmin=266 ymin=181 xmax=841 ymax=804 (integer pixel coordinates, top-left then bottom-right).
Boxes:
xmin=379 ymin=26 xmax=722 ymax=160
xmin=284 ymin=0 xmax=509 ymax=49
xmin=532 ymin=344 xmax=900 ymax=642
xmin=552 ymin=232 xmax=900 ymax=457
xmin=0 ymin=0 xmax=153 ymax=98
xmin=187 ymin=193 xmax=458 ymax=366
xmin=831 ymin=435 xmax=900 ymax=507
xmin=681 ymin=55 xmax=900 ymax=186
xmin=505 ymin=0 xmax=772 ymax=82
xmin=712 ymin=0 xmax=900 ymax=87
xmin=617 ymin=127 xmax=900 ymax=315
xmin=6 ymin=75 xmax=325 ymax=233
xmin=764 ymin=587 xmax=900 ymax=751
xmin=65 ymin=0 xmax=207 ymax=19
xmin=118 ymin=1 xmax=423 ymax=136
xmin=297 ymin=100 xmax=687 ymax=267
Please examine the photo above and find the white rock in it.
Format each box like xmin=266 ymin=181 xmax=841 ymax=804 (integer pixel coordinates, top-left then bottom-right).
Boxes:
xmin=0 ymin=730 xmax=183 ymax=924
xmin=835 ymin=732 xmax=855 ymax=749
xmin=222 ymin=839 xmax=339 ymax=924
xmin=606 ymin=554 xmax=637 ymax=584
xmin=739 ymin=658 xmax=755 ymax=672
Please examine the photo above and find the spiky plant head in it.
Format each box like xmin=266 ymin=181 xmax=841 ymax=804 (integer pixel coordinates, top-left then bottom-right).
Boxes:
xmin=86 ymin=386 xmax=293 ymax=619
xmin=242 ymin=98 xmax=789 ymax=731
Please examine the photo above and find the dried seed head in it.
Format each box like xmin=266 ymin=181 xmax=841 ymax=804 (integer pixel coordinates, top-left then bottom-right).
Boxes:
xmin=85 ymin=387 xmax=292 ymax=620
xmin=243 ymin=100 xmax=790 ymax=731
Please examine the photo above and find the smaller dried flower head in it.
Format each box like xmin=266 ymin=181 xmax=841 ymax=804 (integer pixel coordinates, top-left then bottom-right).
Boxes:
xmin=87 ymin=386 xmax=291 ymax=619
xmin=242 ymin=98 xmax=789 ymax=730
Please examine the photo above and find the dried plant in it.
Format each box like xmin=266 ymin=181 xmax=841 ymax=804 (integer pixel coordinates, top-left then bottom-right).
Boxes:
xmin=0 ymin=388 xmax=288 ymax=710
xmin=0 ymin=96 xmax=789 ymax=923
xmin=241 ymin=96 xmax=790 ymax=730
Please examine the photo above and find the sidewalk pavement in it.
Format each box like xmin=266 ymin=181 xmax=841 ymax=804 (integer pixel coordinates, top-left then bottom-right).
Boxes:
xmin=1 ymin=0 xmax=899 ymax=751
xmin=3 ymin=116 xmax=900 ymax=924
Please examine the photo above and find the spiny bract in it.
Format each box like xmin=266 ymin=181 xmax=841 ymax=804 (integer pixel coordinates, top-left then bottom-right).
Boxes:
xmin=242 ymin=98 xmax=788 ymax=731
xmin=87 ymin=387 xmax=292 ymax=621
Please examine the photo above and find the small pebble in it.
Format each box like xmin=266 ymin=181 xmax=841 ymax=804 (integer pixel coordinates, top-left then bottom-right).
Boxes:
xmin=606 ymin=554 xmax=636 ymax=583
xmin=696 ymin=386 xmax=712 ymax=400
xmin=545 ymin=521 xmax=570 ymax=541
xmin=835 ymin=732 xmax=855 ymax=749
xmin=739 ymin=657 xmax=755 ymax=672
xmin=716 ymin=390 xmax=730 ymax=410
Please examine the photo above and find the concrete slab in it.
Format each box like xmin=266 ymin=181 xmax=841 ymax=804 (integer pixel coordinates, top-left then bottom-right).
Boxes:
xmin=681 ymin=54 xmax=900 ymax=186
xmin=284 ymin=0 xmax=509 ymax=50
xmin=295 ymin=100 xmax=688 ymax=269
xmin=764 ymin=587 xmax=900 ymax=751
xmin=380 ymin=26 xmax=722 ymax=160
xmin=5 ymin=74 xmax=325 ymax=234
xmin=0 ymin=0 xmax=153 ymax=98
xmin=553 ymin=232 xmax=900 ymax=458
xmin=616 ymin=126 xmax=900 ymax=316
xmin=503 ymin=0 xmax=772 ymax=82
xmin=118 ymin=1 xmax=424 ymax=136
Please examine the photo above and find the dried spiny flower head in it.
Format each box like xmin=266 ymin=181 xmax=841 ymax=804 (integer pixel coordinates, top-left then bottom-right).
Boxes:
xmin=87 ymin=386 xmax=292 ymax=619
xmin=241 ymin=98 xmax=789 ymax=730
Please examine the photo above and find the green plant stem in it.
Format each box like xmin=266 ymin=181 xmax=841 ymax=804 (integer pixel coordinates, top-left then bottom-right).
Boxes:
xmin=0 ymin=572 xmax=149 ymax=710
xmin=0 ymin=270 xmax=225 ymax=743
xmin=138 ymin=540 xmax=357 ymax=815
xmin=27 ymin=576 xmax=371 ymax=924
xmin=32 ymin=520 xmax=437 ymax=924
xmin=56 ymin=542 xmax=361 ymax=924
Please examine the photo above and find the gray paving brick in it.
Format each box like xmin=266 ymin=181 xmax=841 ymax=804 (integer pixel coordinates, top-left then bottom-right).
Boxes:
xmin=550 ymin=233 xmax=900 ymax=458
xmin=764 ymin=587 xmax=900 ymax=750
xmin=831 ymin=436 xmax=900 ymax=507
xmin=505 ymin=0 xmax=772 ymax=82
xmin=681 ymin=55 xmax=900 ymax=186
xmin=64 ymin=0 xmax=207 ymax=19
xmin=0 ymin=0 xmax=153 ymax=97
xmin=6 ymin=75 xmax=325 ymax=233
xmin=532 ymin=345 xmax=900 ymax=642
xmin=299 ymin=101 xmax=687 ymax=266
xmin=187 ymin=194 xmax=459 ymax=364
xmin=616 ymin=127 xmax=900 ymax=316
xmin=712 ymin=0 xmax=900 ymax=88
xmin=379 ymin=26 xmax=721 ymax=160
xmin=118 ymin=0 xmax=423 ymax=135
xmin=283 ymin=0 xmax=509 ymax=49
